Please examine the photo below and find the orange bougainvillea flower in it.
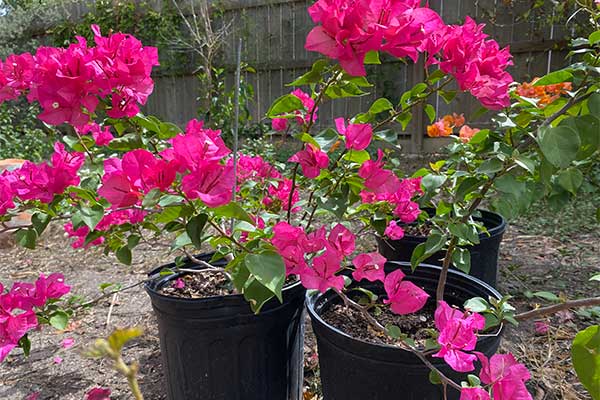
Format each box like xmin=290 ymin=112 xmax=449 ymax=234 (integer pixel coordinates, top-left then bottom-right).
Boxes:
xmin=459 ymin=125 xmax=480 ymax=143
xmin=516 ymin=79 xmax=572 ymax=108
xmin=427 ymin=113 xmax=466 ymax=138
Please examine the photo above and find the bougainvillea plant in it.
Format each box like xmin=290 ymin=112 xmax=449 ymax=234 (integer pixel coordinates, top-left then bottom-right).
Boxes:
xmin=1 ymin=0 xmax=600 ymax=398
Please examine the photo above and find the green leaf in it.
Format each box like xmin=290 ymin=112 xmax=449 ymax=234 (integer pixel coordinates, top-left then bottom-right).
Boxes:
xmin=186 ymin=214 xmax=208 ymax=249
xmin=424 ymin=104 xmax=436 ymax=123
xmin=49 ymin=311 xmax=69 ymax=330
xmin=108 ymin=133 xmax=143 ymax=151
xmin=477 ymin=158 xmax=504 ymax=176
xmin=343 ymin=150 xmax=370 ymax=164
xmin=213 ymin=203 xmax=253 ymax=224
xmin=364 ymin=50 xmax=381 ymax=64
xmin=589 ymin=93 xmax=600 ymax=117
xmin=429 ymin=370 xmax=442 ymax=385
xmin=590 ymin=274 xmax=600 ymax=282
xmin=116 ymin=246 xmax=132 ymax=265
xmin=288 ymin=59 xmax=329 ymax=86
xmin=561 ymin=115 xmax=600 ymax=160
xmin=452 ymin=247 xmax=471 ymax=274
xmin=266 ymin=94 xmax=304 ymax=118
xmin=158 ymin=122 xmax=182 ymax=139
xmin=531 ymin=291 xmax=560 ymax=302
xmin=108 ymin=327 xmax=144 ymax=352
xmin=439 ymin=90 xmax=457 ymax=104
xmin=410 ymin=242 xmax=427 ymax=270
xmin=369 ymin=98 xmax=393 ymax=114
xmin=245 ymin=251 xmax=286 ymax=302
xmin=386 ymin=324 xmax=402 ymax=339
xmin=424 ymin=233 xmax=446 ymax=255
xmin=142 ymin=189 xmax=162 ymax=208
xmin=464 ymin=297 xmax=489 ymax=313
xmin=15 ymin=229 xmax=38 ymax=250
xmin=244 ymin=279 xmax=276 ymax=314
xmin=421 ymin=174 xmax=447 ymax=191
xmin=295 ymin=132 xmax=320 ymax=148
xmin=468 ymin=129 xmax=490 ymax=145
xmin=514 ymin=155 xmax=536 ymax=174
xmin=534 ymin=70 xmax=573 ymax=86
xmin=18 ymin=335 xmax=31 ymax=357
xmin=572 ymin=325 xmax=600 ymax=400
xmin=558 ymin=168 xmax=584 ymax=194
xmin=31 ymin=213 xmax=51 ymax=235
xmin=538 ymin=126 xmax=580 ymax=168
xmin=314 ymin=128 xmax=340 ymax=152
xmin=589 ymin=31 xmax=600 ymax=45
xmin=77 ymin=205 xmax=105 ymax=230
xmin=456 ymin=177 xmax=482 ymax=200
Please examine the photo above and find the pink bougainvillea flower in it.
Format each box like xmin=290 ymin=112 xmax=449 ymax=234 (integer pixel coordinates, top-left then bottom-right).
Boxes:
xmin=534 ymin=321 xmax=549 ymax=335
xmin=98 ymin=169 xmax=142 ymax=208
xmin=121 ymin=149 xmax=177 ymax=193
xmin=335 ymin=118 xmax=373 ymax=151
xmin=265 ymin=179 xmax=300 ymax=212
xmin=438 ymin=17 xmax=513 ymax=110
xmin=393 ymin=200 xmax=420 ymax=223
xmin=181 ymin=163 xmax=234 ymax=208
xmin=305 ymin=226 xmax=328 ymax=254
xmin=272 ymin=222 xmax=308 ymax=251
xmin=85 ymin=387 xmax=112 ymax=400
xmin=476 ymin=352 xmax=532 ymax=400
xmin=174 ymin=279 xmax=185 ymax=289
xmin=383 ymin=269 xmax=429 ymax=315
xmin=77 ymin=123 xmax=114 ymax=146
xmin=358 ymin=149 xmax=400 ymax=194
xmin=0 ymin=53 xmax=35 ymax=102
xmin=270 ymin=89 xmax=318 ymax=130
xmin=170 ymin=119 xmax=230 ymax=172
xmin=288 ymin=144 xmax=329 ymax=179
xmin=25 ymin=392 xmax=40 ymax=400
xmin=327 ymin=224 xmax=355 ymax=256
xmin=10 ymin=273 xmax=70 ymax=310
xmin=433 ymin=301 xmax=485 ymax=372
xmin=280 ymin=245 xmax=308 ymax=276
xmin=352 ymin=253 xmax=386 ymax=282
xmin=0 ymin=174 xmax=15 ymax=215
xmin=384 ymin=220 xmax=405 ymax=240
xmin=62 ymin=338 xmax=75 ymax=349
xmin=0 ymin=308 xmax=38 ymax=362
xmin=459 ymin=387 xmax=490 ymax=400
xmin=301 ymin=250 xmax=345 ymax=293
xmin=53 ymin=356 xmax=63 ymax=364
xmin=305 ymin=0 xmax=384 ymax=76
xmin=271 ymin=117 xmax=289 ymax=132
xmin=459 ymin=125 xmax=480 ymax=143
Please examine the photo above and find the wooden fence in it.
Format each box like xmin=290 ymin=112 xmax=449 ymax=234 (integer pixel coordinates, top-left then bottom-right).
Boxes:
xmin=54 ymin=0 xmax=576 ymax=153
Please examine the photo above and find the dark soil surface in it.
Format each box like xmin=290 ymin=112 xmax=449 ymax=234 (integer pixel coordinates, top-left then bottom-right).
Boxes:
xmin=321 ymin=300 xmax=436 ymax=347
xmin=159 ymin=271 xmax=233 ymax=299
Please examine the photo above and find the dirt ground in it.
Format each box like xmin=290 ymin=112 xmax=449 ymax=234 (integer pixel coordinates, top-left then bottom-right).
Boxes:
xmin=0 ymin=198 xmax=599 ymax=399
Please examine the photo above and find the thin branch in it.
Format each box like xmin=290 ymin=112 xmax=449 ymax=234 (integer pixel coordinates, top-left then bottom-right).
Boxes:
xmin=515 ymin=296 xmax=600 ymax=322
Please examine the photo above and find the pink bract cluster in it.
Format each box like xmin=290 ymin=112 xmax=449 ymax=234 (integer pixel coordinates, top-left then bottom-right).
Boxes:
xmin=272 ymin=222 xmax=429 ymax=315
xmin=0 ymin=143 xmax=84 ymax=213
xmin=271 ymin=89 xmax=318 ymax=132
xmin=304 ymin=0 xmax=512 ymax=109
xmin=0 ymin=25 xmax=158 ymax=127
xmin=64 ymin=209 xmax=146 ymax=249
xmin=0 ymin=274 xmax=70 ymax=362
xmin=431 ymin=301 xmax=533 ymax=400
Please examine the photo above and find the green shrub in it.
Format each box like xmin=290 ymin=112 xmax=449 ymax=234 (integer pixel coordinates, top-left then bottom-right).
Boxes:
xmin=0 ymin=101 xmax=56 ymax=162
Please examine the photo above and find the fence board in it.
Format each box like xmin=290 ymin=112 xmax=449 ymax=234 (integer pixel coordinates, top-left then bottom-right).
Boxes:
xmin=52 ymin=0 xmax=576 ymax=153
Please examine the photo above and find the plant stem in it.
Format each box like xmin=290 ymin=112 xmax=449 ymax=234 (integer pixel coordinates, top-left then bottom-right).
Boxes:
xmin=515 ymin=296 xmax=600 ymax=322
xmin=287 ymin=164 xmax=299 ymax=223
xmin=114 ymin=357 xmax=143 ymax=400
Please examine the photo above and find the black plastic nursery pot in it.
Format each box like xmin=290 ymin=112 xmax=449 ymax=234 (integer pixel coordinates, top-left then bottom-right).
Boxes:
xmin=377 ymin=209 xmax=507 ymax=287
xmin=307 ymin=262 xmax=503 ymax=400
xmin=145 ymin=253 xmax=306 ymax=400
